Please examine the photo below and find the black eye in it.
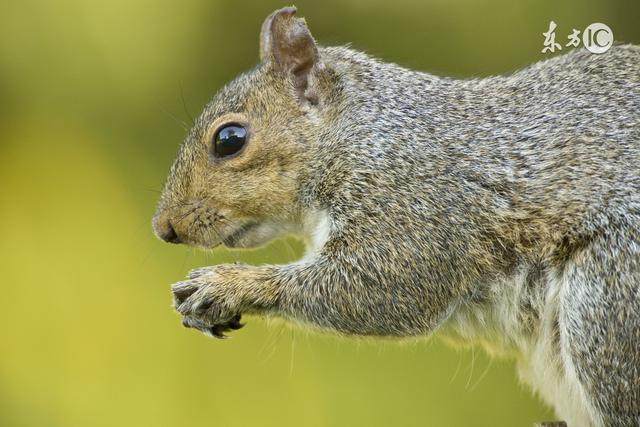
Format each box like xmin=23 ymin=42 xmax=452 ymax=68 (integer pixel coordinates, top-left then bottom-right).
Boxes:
xmin=213 ymin=124 xmax=247 ymax=158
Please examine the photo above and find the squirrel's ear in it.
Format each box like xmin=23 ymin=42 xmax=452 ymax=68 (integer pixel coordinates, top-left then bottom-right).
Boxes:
xmin=260 ymin=7 xmax=321 ymax=104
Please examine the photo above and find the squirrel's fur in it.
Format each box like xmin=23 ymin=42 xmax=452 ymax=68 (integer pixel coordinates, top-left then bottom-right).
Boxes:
xmin=153 ymin=7 xmax=640 ymax=426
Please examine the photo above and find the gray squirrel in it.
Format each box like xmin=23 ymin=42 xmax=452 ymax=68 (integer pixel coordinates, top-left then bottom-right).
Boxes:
xmin=152 ymin=7 xmax=640 ymax=426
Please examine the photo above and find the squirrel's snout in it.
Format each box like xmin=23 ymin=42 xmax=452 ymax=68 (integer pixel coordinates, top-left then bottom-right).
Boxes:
xmin=153 ymin=216 xmax=182 ymax=244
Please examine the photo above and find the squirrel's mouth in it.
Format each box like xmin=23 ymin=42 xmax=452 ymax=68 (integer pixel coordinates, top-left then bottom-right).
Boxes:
xmin=221 ymin=222 xmax=260 ymax=248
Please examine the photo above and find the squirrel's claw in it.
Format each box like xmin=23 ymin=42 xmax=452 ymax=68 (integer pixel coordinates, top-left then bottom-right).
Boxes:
xmin=206 ymin=316 xmax=244 ymax=339
xmin=183 ymin=314 xmax=244 ymax=339
xmin=207 ymin=325 xmax=229 ymax=339
xmin=227 ymin=314 xmax=245 ymax=330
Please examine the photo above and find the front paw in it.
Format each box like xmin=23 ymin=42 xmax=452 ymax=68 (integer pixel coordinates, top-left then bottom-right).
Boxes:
xmin=172 ymin=266 xmax=246 ymax=339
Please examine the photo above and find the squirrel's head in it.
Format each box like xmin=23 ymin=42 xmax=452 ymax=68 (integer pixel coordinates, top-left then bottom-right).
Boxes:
xmin=153 ymin=7 xmax=334 ymax=249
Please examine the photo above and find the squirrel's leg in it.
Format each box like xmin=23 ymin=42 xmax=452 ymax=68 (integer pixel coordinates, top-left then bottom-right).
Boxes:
xmin=557 ymin=225 xmax=640 ymax=426
xmin=271 ymin=258 xmax=437 ymax=336
xmin=172 ymin=252 xmax=438 ymax=338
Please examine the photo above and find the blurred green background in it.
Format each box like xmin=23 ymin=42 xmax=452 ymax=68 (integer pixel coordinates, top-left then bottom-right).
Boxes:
xmin=0 ymin=0 xmax=638 ymax=426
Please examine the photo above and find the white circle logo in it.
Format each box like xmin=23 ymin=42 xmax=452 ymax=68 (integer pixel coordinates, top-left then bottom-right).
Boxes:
xmin=582 ymin=23 xmax=614 ymax=54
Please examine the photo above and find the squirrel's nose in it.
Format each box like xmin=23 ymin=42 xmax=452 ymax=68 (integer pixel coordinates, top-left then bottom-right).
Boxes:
xmin=154 ymin=217 xmax=182 ymax=244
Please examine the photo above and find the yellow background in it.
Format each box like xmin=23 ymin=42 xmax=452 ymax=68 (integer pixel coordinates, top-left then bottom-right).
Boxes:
xmin=1 ymin=0 xmax=638 ymax=426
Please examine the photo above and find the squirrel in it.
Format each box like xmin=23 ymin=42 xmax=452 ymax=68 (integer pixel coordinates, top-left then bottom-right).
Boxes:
xmin=152 ymin=7 xmax=640 ymax=426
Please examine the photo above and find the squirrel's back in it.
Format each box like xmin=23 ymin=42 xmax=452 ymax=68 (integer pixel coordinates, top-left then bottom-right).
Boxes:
xmin=323 ymin=44 xmax=640 ymax=145
xmin=318 ymin=45 xmax=640 ymax=254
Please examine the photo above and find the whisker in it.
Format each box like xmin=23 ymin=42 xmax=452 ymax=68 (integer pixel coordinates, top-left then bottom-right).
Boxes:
xmin=179 ymin=82 xmax=195 ymax=126
xmin=174 ymin=205 xmax=199 ymax=225
xmin=162 ymin=108 xmax=190 ymax=131
xmin=204 ymin=225 xmax=242 ymax=263
xmin=280 ymin=237 xmax=299 ymax=261
xmin=143 ymin=188 xmax=163 ymax=194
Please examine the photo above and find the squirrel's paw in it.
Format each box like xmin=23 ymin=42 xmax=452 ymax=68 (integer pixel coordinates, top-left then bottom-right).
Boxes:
xmin=172 ymin=266 xmax=246 ymax=339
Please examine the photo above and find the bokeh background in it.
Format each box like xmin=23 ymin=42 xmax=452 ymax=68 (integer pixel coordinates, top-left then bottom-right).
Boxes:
xmin=1 ymin=0 xmax=638 ymax=426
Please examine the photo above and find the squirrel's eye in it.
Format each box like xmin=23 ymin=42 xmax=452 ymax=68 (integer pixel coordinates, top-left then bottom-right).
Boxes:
xmin=213 ymin=124 xmax=247 ymax=158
